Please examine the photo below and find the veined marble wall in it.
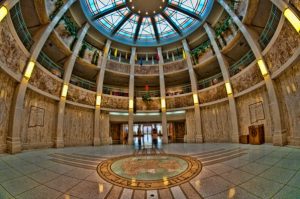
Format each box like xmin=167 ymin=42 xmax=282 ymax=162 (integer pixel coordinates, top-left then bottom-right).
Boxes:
xmin=265 ymin=22 xmax=300 ymax=74
xmin=100 ymin=112 xmax=110 ymax=145
xmin=21 ymin=89 xmax=57 ymax=149
xmin=0 ymin=70 xmax=17 ymax=152
xmin=0 ymin=19 xmax=27 ymax=75
xmin=185 ymin=110 xmax=196 ymax=142
xmin=63 ymin=104 xmax=94 ymax=146
xmin=275 ymin=60 xmax=300 ymax=145
xmin=201 ymin=102 xmax=232 ymax=143
xmin=236 ymin=87 xmax=272 ymax=143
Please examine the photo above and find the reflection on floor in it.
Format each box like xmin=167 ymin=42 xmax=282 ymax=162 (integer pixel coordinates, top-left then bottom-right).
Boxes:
xmin=0 ymin=143 xmax=300 ymax=199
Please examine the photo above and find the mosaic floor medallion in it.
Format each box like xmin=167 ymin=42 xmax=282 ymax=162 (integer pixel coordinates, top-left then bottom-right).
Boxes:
xmin=97 ymin=154 xmax=202 ymax=190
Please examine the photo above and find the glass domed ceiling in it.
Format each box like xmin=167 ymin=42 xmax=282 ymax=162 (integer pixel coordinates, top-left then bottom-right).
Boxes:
xmin=81 ymin=0 xmax=213 ymax=46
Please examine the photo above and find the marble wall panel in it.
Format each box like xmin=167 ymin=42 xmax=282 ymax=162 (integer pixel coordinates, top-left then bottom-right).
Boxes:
xmin=135 ymin=65 xmax=159 ymax=75
xmin=185 ymin=110 xmax=196 ymax=142
xmin=199 ymin=84 xmax=227 ymax=104
xmin=201 ymin=102 xmax=232 ymax=143
xmin=0 ymin=19 xmax=27 ymax=74
xmin=163 ymin=60 xmax=187 ymax=73
xmin=0 ymin=70 xmax=17 ymax=151
xmin=231 ymin=65 xmax=264 ymax=94
xmin=265 ymin=22 xmax=300 ymax=74
xmin=64 ymin=104 xmax=94 ymax=146
xmin=29 ymin=66 xmax=62 ymax=97
xmin=275 ymin=60 xmax=300 ymax=145
xmin=106 ymin=60 xmax=130 ymax=74
xmin=67 ymin=85 xmax=95 ymax=106
xmin=166 ymin=94 xmax=194 ymax=109
xmin=21 ymin=89 xmax=57 ymax=149
xmin=236 ymin=87 xmax=272 ymax=143
xmin=101 ymin=95 xmax=129 ymax=110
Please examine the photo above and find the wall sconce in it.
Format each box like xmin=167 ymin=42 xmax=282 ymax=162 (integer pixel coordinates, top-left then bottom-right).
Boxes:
xmin=193 ymin=93 xmax=199 ymax=104
xmin=129 ymin=99 xmax=134 ymax=109
xmin=284 ymin=8 xmax=300 ymax=33
xmin=61 ymin=84 xmax=68 ymax=98
xmin=161 ymin=98 xmax=166 ymax=110
xmin=24 ymin=61 xmax=35 ymax=79
xmin=257 ymin=59 xmax=268 ymax=76
xmin=96 ymin=95 xmax=102 ymax=106
xmin=0 ymin=6 xmax=8 ymax=22
xmin=225 ymin=82 xmax=233 ymax=95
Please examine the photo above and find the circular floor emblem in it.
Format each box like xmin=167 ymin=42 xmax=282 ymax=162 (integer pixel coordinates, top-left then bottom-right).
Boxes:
xmin=97 ymin=154 xmax=202 ymax=190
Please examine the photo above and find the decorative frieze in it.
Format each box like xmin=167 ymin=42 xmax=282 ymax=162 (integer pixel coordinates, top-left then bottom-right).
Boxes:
xmin=67 ymin=85 xmax=96 ymax=106
xmin=29 ymin=66 xmax=62 ymax=97
xmin=265 ymin=22 xmax=300 ymax=74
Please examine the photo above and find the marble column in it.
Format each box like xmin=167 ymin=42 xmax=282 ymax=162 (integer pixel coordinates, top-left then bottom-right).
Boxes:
xmin=182 ymin=39 xmax=203 ymax=143
xmin=157 ymin=47 xmax=168 ymax=144
xmin=7 ymin=0 xmax=77 ymax=154
xmin=94 ymin=40 xmax=111 ymax=145
xmin=218 ymin=0 xmax=286 ymax=146
xmin=55 ymin=23 xmax=90 ymax=148
xmin=128 ymin=47 xmax=136 ymax=145
xmin=204 ymin=23 xmax=240 ymax=143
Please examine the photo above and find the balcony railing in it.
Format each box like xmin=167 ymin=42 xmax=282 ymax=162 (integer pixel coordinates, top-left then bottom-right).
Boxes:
xmin=70 ymin=75 xmax=96 ymax=91
xmin=37 ymin=51 xmax=64 ymax=78
xmin=166 ymin=84 xmax=192 ymax=96
xmin=10 ymin=3 xmax=33 ymax=50
xmin=258 ymin=4 xmax=281 ymax=50
xmin=198 ymin=73 xmax=224 ymax=89
xmin=135 ymin=90 xmax=160 ymax=98
xmin=229 ymin=51 xmax=255 ymax=76
xmin=103 ymin=85 xmax=129 ymax=97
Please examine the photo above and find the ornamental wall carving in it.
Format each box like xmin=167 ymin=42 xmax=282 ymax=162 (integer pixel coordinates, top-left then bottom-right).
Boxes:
xmin=67 ymin=85 xmax=96 ymax=106
xmin=106 ymin=60 xmax=130 ymax=74
xmin=163 ymin=60 xmax=187 ymax=73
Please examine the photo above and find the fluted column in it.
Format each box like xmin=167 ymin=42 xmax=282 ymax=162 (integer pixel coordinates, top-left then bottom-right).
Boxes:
xmin=157 ymin=47 xmax=168 ymax=144
xmin=218 ymin=0 xmax=286 ymax=146
xmin=94 ymin=40 xmax=111 ymax=146
xmin=7 ymin=0 xmax=77 ymax=154
xmin=55 ymin=23 xmax=90 ymax=148
xmin=204 ymin=23 xmax=239 ymax=143
xmin=128 ymin=47 xmax=136 ymax=145
xmin=182 ymin=39 xmax=203 ymax=143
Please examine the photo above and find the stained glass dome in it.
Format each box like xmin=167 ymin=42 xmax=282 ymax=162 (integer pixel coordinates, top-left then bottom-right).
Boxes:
xmin=81 ymin=0 xmax=213 ymax=46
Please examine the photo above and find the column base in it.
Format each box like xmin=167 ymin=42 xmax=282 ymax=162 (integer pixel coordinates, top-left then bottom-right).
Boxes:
xmin=54 ymin=139 xmax=64 ymax=148
xmin=231 ymin=135 xmax=240 ymax=143
xmin=185 ymin=135 xmax=196 ymax=143
xmin=6 ymin=137 xmax=22 ymax=154
xmin=273 ymin=133 xmax=287 ymax=146
xmin=195 ymin=135 xmax=203 ymax=143
xmin=163 ymin=136 xmax=168 ymax=144
xmin=93 ymin=138 xmax=101 ymax=146
xmin=288 ymin=137 xmax=300 ymax=146
xmin=101 ymin=137 xmax=111 ymax=145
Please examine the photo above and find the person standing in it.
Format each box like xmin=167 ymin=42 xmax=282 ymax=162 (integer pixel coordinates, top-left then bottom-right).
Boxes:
xmin=152 ymin=125 xmax=158 ymax=149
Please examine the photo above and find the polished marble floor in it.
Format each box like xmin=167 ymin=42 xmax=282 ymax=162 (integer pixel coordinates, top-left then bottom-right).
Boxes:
xmin=0 ymin=143 xmax=300 ymax=199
